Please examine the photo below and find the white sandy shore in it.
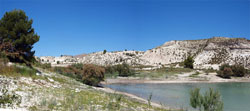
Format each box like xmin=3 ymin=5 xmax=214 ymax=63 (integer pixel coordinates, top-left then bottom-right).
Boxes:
xmin=102 ymin=72 xmax=250 ymax=84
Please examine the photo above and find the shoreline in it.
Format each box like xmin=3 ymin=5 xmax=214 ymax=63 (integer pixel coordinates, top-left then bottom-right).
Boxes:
xmin=102 ymin=72 xmax=250 ymax=84
xmin=100 ymin=73 xmax=250 ymax=110
xmin=97 ymin=86 xmax=173 ymax=110
xmin=100 ymin=77 xmax=250 ymax=110
xmin=102 ymin=78 xmax=250 ymax=85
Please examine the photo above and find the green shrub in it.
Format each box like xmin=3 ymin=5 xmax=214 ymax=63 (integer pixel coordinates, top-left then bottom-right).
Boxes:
xmin=71 ymin=63 xmax=84 ymax=70
xmin=184 ymin=56 xmax=194 ymax=69
xmin=0 ymin=86 xmax=21 ymax=108
xmin=219 ymin=64 xmax=230 ymax=71
xmin=190 ymin=88 xmax=223 ymax=111
xmin=0 ymin=53 xmax=9 ymax=64
xmin=53 ymin=64 xmax=84 ymax=82
xmin=34 ymin=62 xmax=52 ymax=69
xmin=231 ymin=65 xmax=246 ymax=77
xmin=103 ymin=50 xmax=107 ymax=54
xmin=15 ymin=66 xmax=37 ymax=77
xmin=221 ymin=67 xmax=233 ymax=79
xmin=54 ymin=64 xmax=105 ymax=86
xmin=147 ymin=93 xmax=152 ymax=108
xmin=107 ymin=93 xmax=123 ymax=110
xmin=217 ymin=64 xmax=246 ymax=78
xmin=0 ymin=61 xmax=36 ymax=78
xmin=105 ymin=65 xmax=116 ymax=74
xmin=116 ymin=63 xmax=134 ymax=77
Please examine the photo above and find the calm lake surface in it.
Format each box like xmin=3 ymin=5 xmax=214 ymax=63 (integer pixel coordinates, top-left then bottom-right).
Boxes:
xmin=104 ymin=82 xmax=250 ymax=111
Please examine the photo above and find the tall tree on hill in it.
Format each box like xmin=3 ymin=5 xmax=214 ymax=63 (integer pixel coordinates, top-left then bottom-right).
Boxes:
xmin=0 ymin=9 xmax=40 ymax=64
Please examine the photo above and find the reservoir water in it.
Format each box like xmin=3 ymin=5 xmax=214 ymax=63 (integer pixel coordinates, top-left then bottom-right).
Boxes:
xmin=104 ymin=82 xmax=250 ymax=111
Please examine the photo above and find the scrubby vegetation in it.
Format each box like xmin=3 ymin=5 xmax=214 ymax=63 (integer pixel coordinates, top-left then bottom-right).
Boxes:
xmin=0 ymin=86 xmax=21 ymax=108
xmin=0 ymin=56 xmax=38 ymax=78
xmin=217 ymin=64 xmax=247 ymax=78
xmin=116 ymin=63 xmax=135 ymax=77
xmin=81 ymin=64 xmax=105 ymax=86
xmin=34 ymin=62 xmax=52 ymax=70
xmin=184 ymin=56 xmax=194 ymax=69
xmin=53 ymin=64 xmax=105 ymax=86
xmin=135 ymin=67 xmax=193 ymax=79
xmin=104 ymin=63 xmax=135 ymax=77
xmin=190 ymin=88 xmax=223 ymax=111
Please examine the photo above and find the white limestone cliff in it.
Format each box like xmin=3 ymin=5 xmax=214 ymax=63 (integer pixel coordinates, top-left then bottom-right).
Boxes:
xmin=38 ymin=37 xmax=250 ymax=70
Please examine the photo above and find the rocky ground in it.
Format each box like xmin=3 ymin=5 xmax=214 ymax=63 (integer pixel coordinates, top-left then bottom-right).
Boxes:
xmin=1 ymin=65 xmax=249 ymax=111
xmin=0 ymin=68 xmax=175 ymax=111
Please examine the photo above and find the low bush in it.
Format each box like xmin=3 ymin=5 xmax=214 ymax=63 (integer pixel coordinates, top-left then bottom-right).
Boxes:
xmin=0 ymin=53 xmax=9 ymax=65
xmin=115 ymin=63 xmax=135 ymax=77
xmin=105 ymin=65 xmax=116 ymax=74
xmin=0 ymin=60 xmax=37 ymax=78
xmin=218 ymin=67 xmax=233 ymax=79
xmin=217 ymin=64 xmax=247 ymax=78
xmin=103 ymin=63 xmax=135 ymax=77
xmin=231 ymin=65 xmax=246 ymax=77
xmin=81 ymin=64 xmax=105 ymax=86
xmin=53 ymin=63 xmax=105 ymax=86
xmin=190 ymin=88 xmax=223 ymax=111
xmin=0 ymin=86 xmax=21 ymax=108
xmin=33 ymin=61 xmax=52 ymax=69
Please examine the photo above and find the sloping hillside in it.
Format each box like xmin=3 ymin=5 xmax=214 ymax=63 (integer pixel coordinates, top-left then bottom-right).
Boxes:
xmin=39 ymin=37 xmax=250 ymax=70
xmin=142 ymin=37 xmax=250 ymax=69
xmin=0 ymin=67 xmax=171 ymax=111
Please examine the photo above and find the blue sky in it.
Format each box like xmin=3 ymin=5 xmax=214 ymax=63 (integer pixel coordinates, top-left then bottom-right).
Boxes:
xmin=1 ymin=0 xmax=249 ymax=56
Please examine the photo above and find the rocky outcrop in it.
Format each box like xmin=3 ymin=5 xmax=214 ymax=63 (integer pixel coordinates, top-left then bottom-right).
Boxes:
xmin=76 ymin=51 xmax=149 ymax=66
xmin=141 ymin=39 xmax=208 ymax=66
xmin=38 ymin=37 xmax=250 ymax=70
xmin=194 ymin=37 xmax=250 ymax=69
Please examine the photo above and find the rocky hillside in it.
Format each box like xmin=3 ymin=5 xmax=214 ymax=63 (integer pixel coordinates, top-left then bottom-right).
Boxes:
xmin=0 ymin=67 xmax=170 ymax=111
xmin=39 ymin=37 xmax=250 ymax=70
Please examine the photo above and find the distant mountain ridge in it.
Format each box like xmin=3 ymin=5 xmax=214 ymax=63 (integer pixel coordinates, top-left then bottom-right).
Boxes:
xmin=38 ymin=37 xmax=250 ymax=70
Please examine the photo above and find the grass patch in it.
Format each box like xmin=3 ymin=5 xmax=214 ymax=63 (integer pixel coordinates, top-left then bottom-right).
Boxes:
xmin=31 ymin=86 xmax=175 ymax=111
xmin=0 ymin=86 xmax=21 ymax=108
xmin=0 ymin=63 xmax=44 ymax=80
xmin=189 ymin=71 xmax=200 ymax=77
xmin=104 ymin=72 xmax=119 ymax=79
xmin=134 ymin=67 xmax=193 ymax=79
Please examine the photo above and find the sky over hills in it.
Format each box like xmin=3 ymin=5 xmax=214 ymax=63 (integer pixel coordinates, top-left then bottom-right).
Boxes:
xmin=0 ymin=0 xmax=249 ymax=56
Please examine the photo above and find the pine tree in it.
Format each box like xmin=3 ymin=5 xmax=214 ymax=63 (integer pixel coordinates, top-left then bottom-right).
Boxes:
xmin=0 ymin=9 xmax=39 ymax=64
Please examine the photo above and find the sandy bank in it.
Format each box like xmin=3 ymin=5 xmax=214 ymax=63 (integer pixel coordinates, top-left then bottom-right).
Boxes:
xmin=102 ymin=73 xmax=250 ymax=84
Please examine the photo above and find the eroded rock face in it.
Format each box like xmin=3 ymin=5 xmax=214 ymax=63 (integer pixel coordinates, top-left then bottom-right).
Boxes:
xmin=141 ymin=39 xmax=208 ymax=66
xmin=76 ymin=51 xmax=149 ymax=66
xmin=194 ymin=37 xmax=250 ymax=69
xmin=38 ymin=37 xmax=250 ymax=70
